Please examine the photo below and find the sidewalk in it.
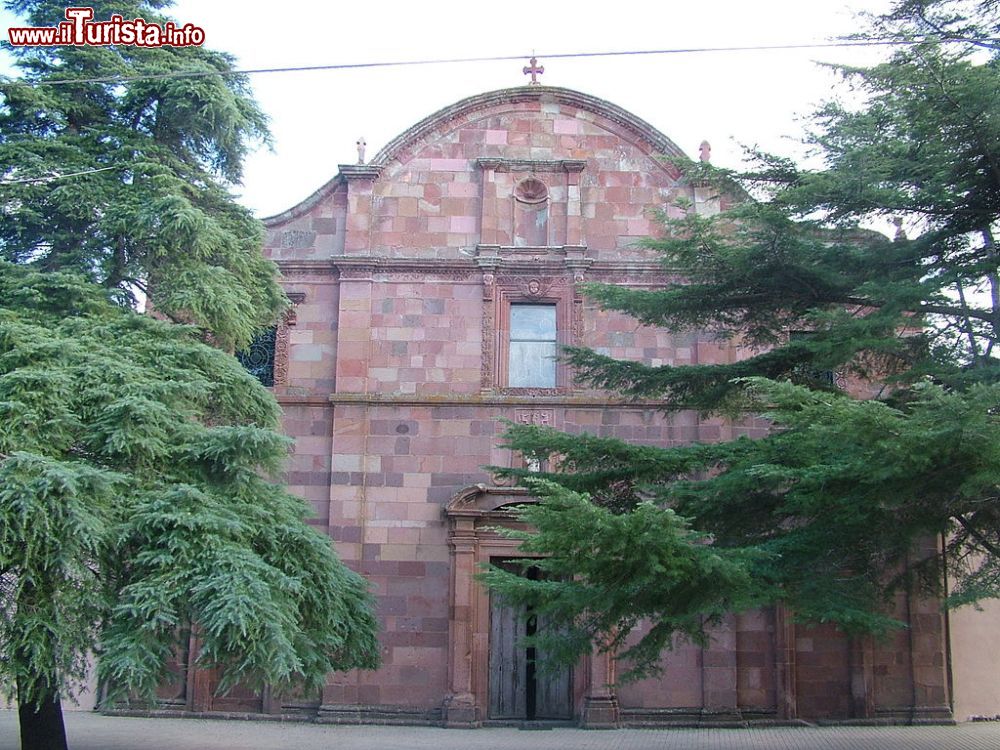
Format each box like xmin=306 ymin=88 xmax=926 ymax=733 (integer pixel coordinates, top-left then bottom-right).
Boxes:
xmin=3 ymin=712 xmax=1000 ymax=750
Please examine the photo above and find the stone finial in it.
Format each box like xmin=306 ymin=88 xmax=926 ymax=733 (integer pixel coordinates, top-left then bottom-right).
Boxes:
xmin=356 ymin=136 xmax=367 ymax=165
xmin=523 ymin=56 xmax=544 ymax=85
xmin=699 ymin=140 xmax=711 ymax=163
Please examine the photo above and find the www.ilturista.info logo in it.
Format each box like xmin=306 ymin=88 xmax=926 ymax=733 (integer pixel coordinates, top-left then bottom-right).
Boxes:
xmin=8 ymin=7 xmax=205 ymax=47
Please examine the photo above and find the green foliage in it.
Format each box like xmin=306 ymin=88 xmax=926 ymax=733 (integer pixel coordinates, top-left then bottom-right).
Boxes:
xmin=486 ymin=0 xmax=1000 ymax=679
xmin=480 ymin=480 xmax=766 ymax=681
xmin=0 ymin=262 xmax=379 ymax=707
xmin=0 ymin=0 xmax=285 ymax=351
xmin=1 ymin=7 xmax=378 ymax=742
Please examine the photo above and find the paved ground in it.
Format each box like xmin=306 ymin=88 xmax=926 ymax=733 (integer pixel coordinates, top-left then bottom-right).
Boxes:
xmin=3 ymin=712 xmax=1000 ymax=750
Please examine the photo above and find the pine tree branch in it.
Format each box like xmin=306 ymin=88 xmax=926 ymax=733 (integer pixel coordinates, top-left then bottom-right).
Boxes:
xmin=911 ymin=44 xmax=1000 ymax=188
xmin=954 ymin=513 xmax=1000 ymax=559
xmin=983 ymin=227 xmax=1000 ymax=345
xmin=955 ymin=280 xmax=984 ymax=361
xmin=916 ymin=302 xmax=996 ymax=322
xmin=909 ymin=6 xmax=1000 ymax=52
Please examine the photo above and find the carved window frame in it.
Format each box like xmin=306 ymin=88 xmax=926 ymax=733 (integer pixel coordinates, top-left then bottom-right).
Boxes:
xmin=272 ymin=292 xmax=305 ymax=387
xmin=481 ymin=275 xmax=575 ymax=395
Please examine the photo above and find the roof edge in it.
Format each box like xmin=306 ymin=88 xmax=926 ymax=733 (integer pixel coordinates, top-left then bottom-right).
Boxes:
xmin=371 ymin=85 xmax=687 ymax=166
xmin=262 ymin=173 xmax=344 ymax=227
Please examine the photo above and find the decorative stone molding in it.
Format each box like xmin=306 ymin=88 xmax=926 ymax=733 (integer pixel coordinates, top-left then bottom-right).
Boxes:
xmin=334 ymin=262 xmax=379 ymax=281
xmin=325 ymin=392 xmax=653 ymax=407
xmin=324 ymin=257 xmax=479 ymax=282
xmin=476 ymin=158 xmax=587 ymax=174
xmin=377 ymin=270 xmax=479 ymax=282
xmin=495 ymin=274 xmax=568 ymax=297
xmin=513 ymin=408 xmax=553 ymax=425
xmin=277 ymin=260 xmax=338 ymax=277
xmin=272 ymin=294 xmax=304 ymax=387
xmin=494 ymin=387 xmax=564 ymax=398
xmin=481 ymin=273 xmax=578 ymax=392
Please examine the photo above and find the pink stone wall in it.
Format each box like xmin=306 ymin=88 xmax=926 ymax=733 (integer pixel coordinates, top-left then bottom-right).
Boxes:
xmin=366 ymin=282 xmax=482 ymax=395
xmin=238 ymin=87 xmax=961 ymax=725
xmin=262 ymin=96 xmax=683 ymax=264
xmin=794 ymin=623 xmax=852 ymax=719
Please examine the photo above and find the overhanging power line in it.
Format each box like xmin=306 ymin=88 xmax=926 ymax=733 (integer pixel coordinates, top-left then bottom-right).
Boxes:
xmin=2 ymin=36 xmax=996 ymax=89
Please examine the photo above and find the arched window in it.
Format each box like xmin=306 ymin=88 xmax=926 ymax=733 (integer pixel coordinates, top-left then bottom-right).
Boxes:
xmin=513 ymin=177 xmax=548 ymax=246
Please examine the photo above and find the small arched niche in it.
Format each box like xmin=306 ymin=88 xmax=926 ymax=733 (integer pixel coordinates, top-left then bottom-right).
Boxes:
xmin=513 ymin=177 xmax=549 ymax=247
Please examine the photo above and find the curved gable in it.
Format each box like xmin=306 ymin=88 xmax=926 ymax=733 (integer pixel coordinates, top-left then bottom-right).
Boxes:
xmin=371 ymin=86 xmax=686 ymax=169
xmin=263 ymin=85 xmax=696 ymax=263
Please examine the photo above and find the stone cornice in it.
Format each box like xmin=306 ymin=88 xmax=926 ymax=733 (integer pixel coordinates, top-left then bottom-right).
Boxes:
xmin=338 ymin=164 xmax=384 ymax=181
xmin=326 ymin=392 xmax=665 ymax=408
xmin=274 ymin=256 xmax=677 ymax=278
xmin=277 ymin=260 xmax=338 ymax=277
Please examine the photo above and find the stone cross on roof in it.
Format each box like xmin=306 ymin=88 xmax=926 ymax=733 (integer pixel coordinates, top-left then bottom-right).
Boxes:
xmin=356 ymin=137 xmax=367 ymax=165
xmin=523 ymin=56 xmax=544 ymax=85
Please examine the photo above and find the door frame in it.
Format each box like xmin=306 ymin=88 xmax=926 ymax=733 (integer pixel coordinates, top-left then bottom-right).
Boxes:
xmin=442 ymin=484 xmax=616 ymax=727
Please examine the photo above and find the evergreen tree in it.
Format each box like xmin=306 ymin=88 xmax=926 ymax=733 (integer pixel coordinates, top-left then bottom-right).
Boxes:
xmin=485 ymin=0 xmax=1000 ymax=680
xmin=1 ymin=0 xmax=285 ymax=352
xmin=1 ymin=4 xmax=379 ymax=748
xmin=0 ymin=265 xmax=379 ymax=749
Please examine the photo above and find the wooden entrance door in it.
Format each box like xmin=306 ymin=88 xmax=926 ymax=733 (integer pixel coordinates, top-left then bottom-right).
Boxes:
xmin=487 ymin=563 xmax=572 ymax=721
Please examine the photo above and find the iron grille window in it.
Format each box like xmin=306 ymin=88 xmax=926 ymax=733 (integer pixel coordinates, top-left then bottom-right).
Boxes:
xmin=236 ymin=327 xmax=276 ymax=387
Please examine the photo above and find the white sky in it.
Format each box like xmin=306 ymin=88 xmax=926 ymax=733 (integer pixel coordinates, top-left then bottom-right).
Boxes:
xmin=4 ymin=0 xmax=895 ymax=218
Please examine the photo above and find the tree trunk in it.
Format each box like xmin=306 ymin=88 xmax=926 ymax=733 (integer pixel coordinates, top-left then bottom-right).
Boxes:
xmin=17 ymin=682 xmax=69 ymax=750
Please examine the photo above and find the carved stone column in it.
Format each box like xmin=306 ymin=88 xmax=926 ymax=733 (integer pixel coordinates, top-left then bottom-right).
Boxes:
xmin=443 ymin=516 xmax=480 ymax=727
xmin=476 ymin=256 xmax=501 ymax=391
xmin=581 ymin=645 xmax=620 ymax=728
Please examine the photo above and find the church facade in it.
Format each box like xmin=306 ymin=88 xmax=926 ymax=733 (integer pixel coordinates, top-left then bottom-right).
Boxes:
xmin=168 ymin=84 xmax=998 ymax=726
